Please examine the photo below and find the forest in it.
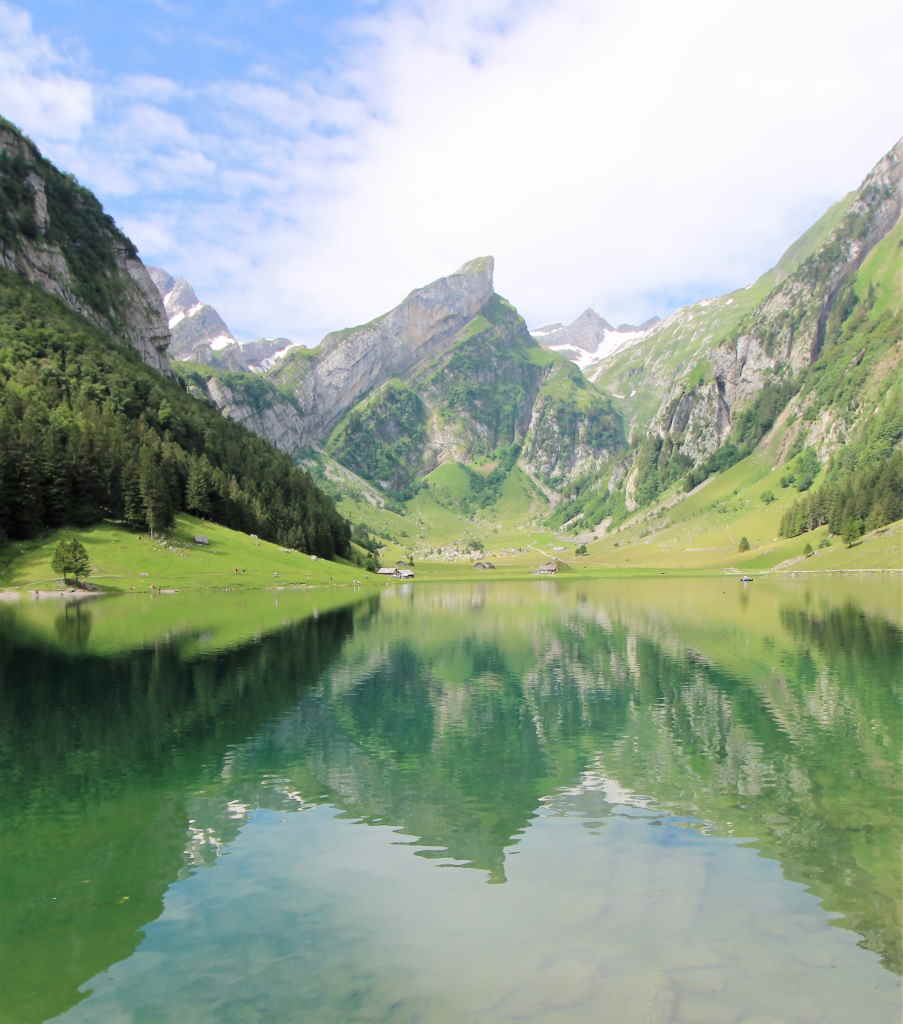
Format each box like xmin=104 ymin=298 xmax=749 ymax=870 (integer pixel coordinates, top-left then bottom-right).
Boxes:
xmin=0 ymin=268 xmax=351 ymax=559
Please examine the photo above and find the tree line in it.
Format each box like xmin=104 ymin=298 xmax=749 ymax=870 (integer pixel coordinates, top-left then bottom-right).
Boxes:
xmin=0 ymin=269 xmax=350 ymax=558
xmin=778 ymin=450 xmax=902 ymax=543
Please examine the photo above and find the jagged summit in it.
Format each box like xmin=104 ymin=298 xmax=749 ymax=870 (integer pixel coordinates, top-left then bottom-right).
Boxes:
xmin=148 ymin=266 xmax=235 ymax=358
xmin=533 ymin=306 xmax=654 ymax=369
xmin=275 ymin=257 xmax=501 ymax=444
xmin=148 ymin=267 xmax=292 ymax=371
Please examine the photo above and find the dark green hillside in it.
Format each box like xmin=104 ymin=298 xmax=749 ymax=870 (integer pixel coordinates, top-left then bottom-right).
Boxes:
xmin=419 ymin=294 xmax=546 ymax=452
xmin=326 ymin=379 xmax=429 ymax=498
xmin=0 ymin=269 xmax=350 ymax=557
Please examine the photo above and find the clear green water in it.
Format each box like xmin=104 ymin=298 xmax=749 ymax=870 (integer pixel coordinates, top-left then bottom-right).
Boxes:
xmin=1 ymin=578 xmax=900 ymax=1023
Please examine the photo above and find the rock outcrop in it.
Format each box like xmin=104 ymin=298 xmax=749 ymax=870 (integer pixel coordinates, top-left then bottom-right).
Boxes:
xmin=645 ymin=136 xmax=902 ymax=465
xmin=272 ymin=257 xmax=496 ymax=445
xmin=0 ymin=119 xmax=171 ymax=373
xmin=203 ymin=377 xmax=308 ymax=457
xmin=149 ymin=267 xmax=290 ymax=371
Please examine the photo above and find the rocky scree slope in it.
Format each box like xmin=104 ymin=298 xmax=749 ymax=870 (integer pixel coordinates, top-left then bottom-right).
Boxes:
xmin=0 ymin=117 xmax=170 ymax=373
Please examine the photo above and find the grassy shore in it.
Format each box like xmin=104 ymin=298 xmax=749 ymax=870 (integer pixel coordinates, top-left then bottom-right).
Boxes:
xmin=0 ymin=514 xmax=369 ymax=595
xmin=1 ymin=509 xmax=898 ymax=599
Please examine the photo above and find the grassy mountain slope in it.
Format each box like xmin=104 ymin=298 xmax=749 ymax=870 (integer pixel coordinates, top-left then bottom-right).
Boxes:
xmin=322 ymin=289 xmax=624 ymax=508
xmin=550 ymin=139 xmax=902 ymax=547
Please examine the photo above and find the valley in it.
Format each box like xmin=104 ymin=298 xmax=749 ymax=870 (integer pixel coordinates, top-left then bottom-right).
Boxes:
xmin=131 ymin=137 xmax=901 ymax=578
xmin=0 ymin=9 xmax=900 ymax=1022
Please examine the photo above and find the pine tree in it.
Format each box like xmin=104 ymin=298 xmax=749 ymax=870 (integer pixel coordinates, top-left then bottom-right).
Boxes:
xmin=121 ymin=462 xmax=147 ymax=530
xmin=51 ymin=536 xmax=92 ymax=585
xmin=139 ymin=445 xmax=173 ymax=536
xmin=185 ymin=456 xmax=214 ymax=517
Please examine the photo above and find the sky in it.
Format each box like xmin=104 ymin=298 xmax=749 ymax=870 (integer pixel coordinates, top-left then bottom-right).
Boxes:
xmin=2 ymin=0 xmax=901 ymax=343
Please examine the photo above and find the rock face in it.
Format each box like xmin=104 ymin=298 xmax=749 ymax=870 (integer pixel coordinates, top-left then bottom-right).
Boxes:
xmin=186 ymin=256 xmax=624 ymax=498
xmin=319 ymin=286 xmax=625 ymax=495
xmin=534 ymin=308 xmax=656 ymax=370
xmin=645 ymin=136 xmax=902 ymax=466
xmin=149 ymin=267 xmax=290 ymax=371
xmin=273 ymin=257 xmax=496 ymax=445
xmin=203 ymin=377 xmax=307 ymax=456
xmin=0 ymin=119 xmax=170 ymax=373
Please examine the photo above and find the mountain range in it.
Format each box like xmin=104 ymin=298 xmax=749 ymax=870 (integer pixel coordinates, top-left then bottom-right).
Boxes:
xmin=167 ymin=135 xmax=900 ymax=550
xmin=0 ymin=109 xmax=900 ymax=564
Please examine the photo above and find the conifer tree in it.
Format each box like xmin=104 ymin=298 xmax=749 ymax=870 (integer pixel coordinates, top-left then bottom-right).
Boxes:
xmin=51 ymin=536 xmax=92 ymax=585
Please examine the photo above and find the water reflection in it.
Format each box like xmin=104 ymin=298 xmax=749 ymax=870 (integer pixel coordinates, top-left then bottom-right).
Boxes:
xmin=0 ymin=579 xmax=899 ymax=1022
xmin=53 ymin=601 xmax=93 ymax=652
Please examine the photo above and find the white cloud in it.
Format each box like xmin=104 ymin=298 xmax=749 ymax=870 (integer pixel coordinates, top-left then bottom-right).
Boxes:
xmin=0 ymin=2 xmax=93 ymax=143
xmin=194 ymin=0 xmax=903 ymax=337
xmin=0 ymin=0 xmax=901 ymax=341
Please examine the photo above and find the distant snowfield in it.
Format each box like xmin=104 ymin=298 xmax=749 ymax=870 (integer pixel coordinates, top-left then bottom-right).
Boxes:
xmin=255 ymin=342 xmax=298 ymax=371
xmin=536 ymin=325 xmax=650 ymax=370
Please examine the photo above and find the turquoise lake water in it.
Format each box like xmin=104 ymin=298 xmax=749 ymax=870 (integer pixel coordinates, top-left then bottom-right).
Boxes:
xmin=0 ymin=578 xmax=900 ymax=1022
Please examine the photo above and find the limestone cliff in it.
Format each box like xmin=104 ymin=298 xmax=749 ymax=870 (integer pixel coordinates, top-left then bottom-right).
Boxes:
xmin=0 ymin=117 xmax=170 ymax=373
xmin=270 ymin=257 xmax=495 ymax=446
xmin=316 ymin=269 xmax=624 ymax=496
xmin=183 ymin=256 xmax=624 ymax=500
xmin=648 ymin=137 xmax=901 ymax=466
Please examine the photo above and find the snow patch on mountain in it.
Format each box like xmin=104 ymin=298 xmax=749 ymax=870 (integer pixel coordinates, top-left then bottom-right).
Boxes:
xmin=532 ymin=308 xmax=657 ymax=371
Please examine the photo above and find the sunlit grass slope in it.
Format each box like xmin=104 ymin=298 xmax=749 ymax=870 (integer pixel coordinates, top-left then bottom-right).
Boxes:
xmin=565 ymin=451 xmax=903 ymax=573
xmin=0 ymin=514 xmax=369 ymax=594
xmin=397 ymin=446 xmax=901 ymax=575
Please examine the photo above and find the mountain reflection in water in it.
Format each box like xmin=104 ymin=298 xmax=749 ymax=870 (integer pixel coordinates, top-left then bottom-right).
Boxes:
xmin=0 ymin=578 xmax=899 ymax=1023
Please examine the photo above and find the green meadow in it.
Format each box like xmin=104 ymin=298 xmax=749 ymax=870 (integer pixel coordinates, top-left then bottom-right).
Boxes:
xmin=0 ymin=514 xmax=369 ymax=595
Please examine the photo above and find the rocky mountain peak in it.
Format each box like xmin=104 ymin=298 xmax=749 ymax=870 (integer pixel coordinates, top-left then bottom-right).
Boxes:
xmin=269 ymin=258 xmax=502 ymax=445
xmin=147 ymin=266 xmax=174 ymax=296
xmin=533 ymin=305 xmax=655 ymax=369
xmin=389 ymin=256 xmax=495 ymax=332
xmin=162 ymin=278 xmax=200 ymax=316
xmin=574 ymin=308 xmax=613 ymax=332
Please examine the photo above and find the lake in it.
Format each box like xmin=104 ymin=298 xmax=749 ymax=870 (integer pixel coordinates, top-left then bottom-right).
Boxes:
xmin=1 ymin=577 xmax=900 ymax=1023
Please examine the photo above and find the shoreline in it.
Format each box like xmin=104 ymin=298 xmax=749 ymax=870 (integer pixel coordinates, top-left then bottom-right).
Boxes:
xmin=0 ymin=587 xmax=105 ymax=602
xmin=1 ymin=566 xmax=899 ymax=601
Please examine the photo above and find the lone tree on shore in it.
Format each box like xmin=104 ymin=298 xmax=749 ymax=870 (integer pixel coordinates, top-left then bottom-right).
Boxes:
xmin=51 ymin=537 xmax=92 ymax=586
